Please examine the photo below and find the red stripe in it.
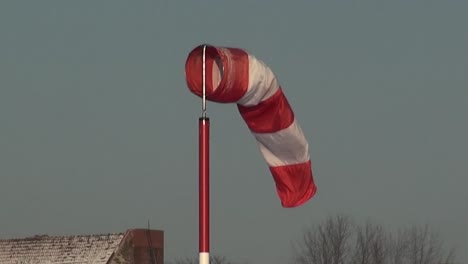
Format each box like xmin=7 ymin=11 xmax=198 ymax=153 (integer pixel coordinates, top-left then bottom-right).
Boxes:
xmin=237 ymin=88 xmax=295 ymax=133
xmin=269 ymin=160 xmax=317 ymax=208
xmin=185 ymin=45 xmax=249 ymax=103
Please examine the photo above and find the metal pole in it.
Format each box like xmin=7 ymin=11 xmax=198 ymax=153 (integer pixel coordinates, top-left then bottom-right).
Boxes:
xmin=199 ymin=45 xmax=210 ymax=264
xmin=202 ymin=45 xmax=207 ymax=118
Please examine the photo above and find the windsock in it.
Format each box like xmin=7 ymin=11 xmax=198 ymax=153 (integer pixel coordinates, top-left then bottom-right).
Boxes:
xmin=185 ymin=45 xmax=317 ymax=208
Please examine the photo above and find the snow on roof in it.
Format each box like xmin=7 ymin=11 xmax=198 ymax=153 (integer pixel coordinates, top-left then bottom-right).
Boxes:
xmin=0 ymin=233 xmax=125 ymax=264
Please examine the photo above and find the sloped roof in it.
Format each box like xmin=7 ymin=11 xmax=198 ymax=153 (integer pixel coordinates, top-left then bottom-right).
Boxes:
xmin=0 ymin=233 xmax=125 ymax=264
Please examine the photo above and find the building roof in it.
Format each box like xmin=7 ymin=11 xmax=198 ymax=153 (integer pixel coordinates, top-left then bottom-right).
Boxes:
xmin=0 ymin=232 xmax=125 ymax=264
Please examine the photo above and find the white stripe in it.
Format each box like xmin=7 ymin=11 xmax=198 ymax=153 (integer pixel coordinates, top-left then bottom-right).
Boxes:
xmin=199 ymin=252 xmax=210 ymax=264
xmin=237 ymin=54 xmax=279 ymax=106
xmin=254 ymin=119 xmax=310 ymax=167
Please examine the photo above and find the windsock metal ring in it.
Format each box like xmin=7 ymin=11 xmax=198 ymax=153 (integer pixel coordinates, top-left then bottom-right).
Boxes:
xmin=185 ymin=44 xmax=317 ymax=208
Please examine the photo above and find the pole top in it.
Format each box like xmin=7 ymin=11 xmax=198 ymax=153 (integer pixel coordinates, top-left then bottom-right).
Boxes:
xmin=202 ymin=45 xmax=207 ymax=118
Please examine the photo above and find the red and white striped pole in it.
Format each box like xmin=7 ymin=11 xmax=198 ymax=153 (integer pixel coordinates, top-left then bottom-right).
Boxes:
xmin=199 ymin=45 xmax=210 ymax=264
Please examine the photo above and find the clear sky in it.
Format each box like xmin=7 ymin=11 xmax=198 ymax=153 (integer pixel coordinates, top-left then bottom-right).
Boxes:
xmin=1 ymin=1 xmax=467 ymax=263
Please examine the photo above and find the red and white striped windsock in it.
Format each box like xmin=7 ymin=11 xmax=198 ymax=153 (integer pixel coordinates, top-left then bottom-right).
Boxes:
xmin=185 ymin=45 xmax=317 ymax=208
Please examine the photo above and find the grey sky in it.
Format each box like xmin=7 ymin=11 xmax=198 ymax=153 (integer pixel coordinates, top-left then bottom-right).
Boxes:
xmin=1 ymin=1 xmax=467 ymax=263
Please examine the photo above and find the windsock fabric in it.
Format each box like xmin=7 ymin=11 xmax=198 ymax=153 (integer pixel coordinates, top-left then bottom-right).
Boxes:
xmin=185 ymin=45 xmax=317 ymax=208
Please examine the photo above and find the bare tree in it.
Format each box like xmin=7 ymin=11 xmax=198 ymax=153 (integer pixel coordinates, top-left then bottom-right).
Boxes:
xmin=293 ymin=214 xmax=353 ymax=264
xmin=292 ymin=215 xmax=457 ymax=264
xmin=351 ymin=221 xmax=388 ymax=264
xmin=387 ymin=229 xmax=408 ymax=264
xmin=403 ymin=224 xmax=455 ymax=264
